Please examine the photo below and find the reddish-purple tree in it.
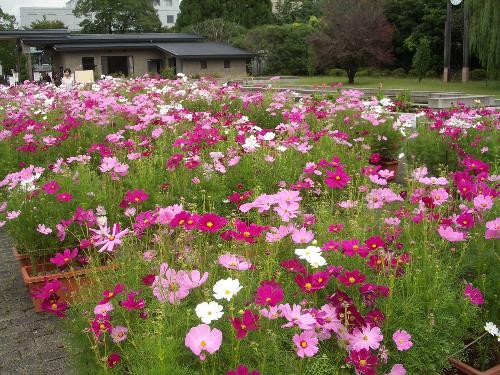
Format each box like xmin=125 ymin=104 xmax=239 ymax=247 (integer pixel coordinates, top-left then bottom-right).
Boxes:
xmin=311 ymin=0 xmax=394 ymax=84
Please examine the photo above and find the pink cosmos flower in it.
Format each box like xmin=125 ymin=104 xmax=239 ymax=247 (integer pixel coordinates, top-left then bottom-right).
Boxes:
xmin=94 ymin=302 xmax=114 ymax=315
xmin=350 ymin=325 xmax=383 ymax=351
xmin=293 ymin=330 xmax=319 ymax=358
xmin=281 ymin=303 xmax=316 ymax=330
xmin=219 ymin=253 xmax=253 ymax=270
xmin=473 ymin=194 xmax=493 ymax=211
xmin=179 ymin=269 xmax=209 ymax=289
xmin=464 ymin=283 xmax=484 ymax=305
xmin=259 ymin=305 xmax=283 ymax=320
xmin=111 ymin=326 xmax=128 ymax=343
xmin=6 ymin=210 xmax=20 ymax=220
xmin=274 ymin=201 xmax=299 ymax=222
xmin=37 ymin=224 xmax=52 ymax=235
xmin=393 ymin=329 xmax=413 ymax=351
xmin=152 ymin=268 xmax=190 ymax=304
xmin=184 ymin=324 xmax=222 ymax=359
xmin=254 ymin=280 xmax=284 ymax=306
xmin=231 ymin=309 xmax=260 ymax=339
xmin=92 ymin=223 xmax=129 ymax=253
xmin=42 ymin=180 xmax=61 ymax=194
xmin=49 ymin=247 xmax=78 ymax=268
xmin=227 ymin=364 xmax=260 ymax=375
xmin=438 ymin=225 xmax=467 ymax=242
xmin=485 ymin=217 xmax=500 ymax=239
xmin=291 ymin=227 xmax=314 ymax=244
xmin=386 ymin=364 xmax=406 ymax=375
xmin=56 ymin=192 xmax=73 ymax=202
xmin=430 ymin=188 xmax=448 ymax=205
xmin=197 ymin=213 xmax=227 ymax=233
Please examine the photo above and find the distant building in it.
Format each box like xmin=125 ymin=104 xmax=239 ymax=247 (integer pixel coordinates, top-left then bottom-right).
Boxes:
xmin=0 ymin=30 xmax=254 ymax=78
xmin=20 ymin=0 xmax=181 ymax=31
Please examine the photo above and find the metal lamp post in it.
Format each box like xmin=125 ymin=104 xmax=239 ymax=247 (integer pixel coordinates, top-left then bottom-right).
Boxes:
xmin=444 ymin=0 xmax=469 ymax=82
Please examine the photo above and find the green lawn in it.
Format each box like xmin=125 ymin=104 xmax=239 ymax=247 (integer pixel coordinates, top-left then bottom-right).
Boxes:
xmin=279 ymin=76 xmax=500 ymax=97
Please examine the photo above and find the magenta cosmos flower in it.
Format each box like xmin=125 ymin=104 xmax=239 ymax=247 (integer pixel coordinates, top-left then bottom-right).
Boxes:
xmin=231 ymin=309 xmax=260 ymax=339
xmin=254 ymin=280 xmax=284 ymax=306
xmin=107 ymin=352 xmax=121 ymax=368
xmin=293 ymin=330 xmax=319 ymax=358
xmin=56 ymin=192 xmax=73 ymax=202
xmin=337 ymin=269 xmax=366 ymax=286
xmin=49 ymin=247 xmax=78 ymax=268
xmin=184 ymin=324 xmax=222 ymax=359
xmin=42 ymin=180 xmax=61 ymax=194
xmin=464 ymin=283 xmax=484 ymax=305
xmin=197 ymin=213 xmax=228 ymax=233
xmin=227 ymin=364 xmax=261 ymax=375
xmin=124 ymin=189 xmax=149 ymax=205
xmin=324 ymin=168 xmax=351 ymax=189
xmin=348 ymin=349 xmax=378 ymax=375
xmin=120 ymin=291 xmax=145 ymax=310
xmin=392 ymin=329 xmax=413 ymax=351
xmin=99 ymin=283 xmax=125 ymax=304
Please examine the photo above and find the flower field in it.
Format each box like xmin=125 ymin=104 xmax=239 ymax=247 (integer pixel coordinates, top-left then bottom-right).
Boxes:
xmin=0 ymin=75 xmax=498 ymax=375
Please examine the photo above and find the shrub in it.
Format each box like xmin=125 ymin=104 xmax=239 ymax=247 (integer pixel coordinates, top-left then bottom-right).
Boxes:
xmin=391 ymin=68 xmax=407 ymax=77
xmin=412 ymin=38 xmax=432 ymax=82
xmin=327 ymin=68 xmax=346 ymax=77
xmin=470 ymin=68 xmax=487 ymax=81
xmin=407 ymin=69 xmax=417 ymax=77
xmin=425 ymin=70 xmax=439 ymax=78
xmin=160 ymin=67 xmax=176 ymax=80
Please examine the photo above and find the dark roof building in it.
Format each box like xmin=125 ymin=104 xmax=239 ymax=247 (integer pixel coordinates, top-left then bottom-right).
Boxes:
xmin=0 ymin=30 xmax=254 ymax=79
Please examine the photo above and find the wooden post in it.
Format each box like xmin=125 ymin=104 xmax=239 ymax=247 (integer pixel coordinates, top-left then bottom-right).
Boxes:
xmin=443 ymin=1 xmax=452 ymax=82
xmin=462 ymin=1 xmax=470 ymax=82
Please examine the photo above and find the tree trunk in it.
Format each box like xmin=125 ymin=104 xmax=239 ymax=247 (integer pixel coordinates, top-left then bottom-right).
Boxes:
xmin=346 ymin=67 xmax=356 ymax=84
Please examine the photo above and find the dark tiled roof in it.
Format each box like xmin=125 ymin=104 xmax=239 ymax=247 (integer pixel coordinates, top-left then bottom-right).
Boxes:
xmin=156 ymin=42 xmax=254 ymax=58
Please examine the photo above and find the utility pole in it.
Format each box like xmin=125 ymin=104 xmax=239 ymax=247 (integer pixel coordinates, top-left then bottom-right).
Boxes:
xmin=443 ymin=1 xmax=452 ymax=82
xmin=462 ymin=1 xmax=470 ymax=82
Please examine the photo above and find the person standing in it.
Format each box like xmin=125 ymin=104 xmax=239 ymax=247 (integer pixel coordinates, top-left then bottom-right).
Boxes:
xmin=61 ymin=68 xmax=75 ymax=89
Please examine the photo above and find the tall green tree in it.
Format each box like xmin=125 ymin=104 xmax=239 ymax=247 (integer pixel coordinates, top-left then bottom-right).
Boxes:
xmin=181 ymin=18 xmax=246 ymax=43
xmin=0 ymin=7 xmax=19 ymax=76
xmin=412 ymin=38 xmax=432 ymax=82
xmin=0 ymin=7 xmax=16 ymax=30
xmin=274 ymin=0 xmax=325 ymax=24
xmin=29 ymin=16 xmax=67 ymax=29
xmin=74 ymin=0 xmax=162 ymax=33
xmin=467 ymin=0 xmax=500 ymax=78
xmin=176 ymin=0 xmax=273 ymax=29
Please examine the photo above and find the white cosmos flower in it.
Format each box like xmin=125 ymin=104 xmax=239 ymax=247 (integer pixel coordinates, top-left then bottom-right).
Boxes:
xmin=213 ymin=278 xmax=242 ymax=301
xmin=485 ymin=322 xmax=499 ymax=337
xmin=295 ymin=246 xmax=322 ymax=260
xmin=307 ymin=253 xmax=327 ymax=268
xmin=195 ymin=301 xmax=224 ymax=324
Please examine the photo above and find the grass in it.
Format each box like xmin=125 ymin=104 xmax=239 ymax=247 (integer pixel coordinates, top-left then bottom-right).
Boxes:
xmin=275 ymin=76 xmax=500 ymax=98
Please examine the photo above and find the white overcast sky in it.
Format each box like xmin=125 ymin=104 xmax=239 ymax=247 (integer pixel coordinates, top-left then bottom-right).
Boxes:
xmin=0 ymin=0 xmax=67 ymax=22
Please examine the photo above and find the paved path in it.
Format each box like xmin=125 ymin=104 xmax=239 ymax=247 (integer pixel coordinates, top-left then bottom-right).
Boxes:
xmin=0 ymin=231 xmax=72 ymax=375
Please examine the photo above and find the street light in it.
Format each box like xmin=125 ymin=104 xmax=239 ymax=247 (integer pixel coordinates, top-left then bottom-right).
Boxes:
xmin=443 ymin=0 xmax=469 ymax=82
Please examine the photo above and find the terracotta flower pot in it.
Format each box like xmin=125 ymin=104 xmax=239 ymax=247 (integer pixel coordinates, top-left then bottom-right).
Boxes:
xmin=21 ymin=263 xmax=117 ymax=312
xmin=448 ymin=357 xmax=500 ymax=375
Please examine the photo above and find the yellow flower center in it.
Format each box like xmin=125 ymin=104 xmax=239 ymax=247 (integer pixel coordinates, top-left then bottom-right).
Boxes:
xmin=243 ymin=231 xmax=251 ymax=237
xmin=206 ymin=222 xmax=213 ymax=228
xmin=108 ymin=235 xmax=115 ymax=241
xmin=200 ymin=340 xmax=206 ymax=347
xmin=359 ymin=359 xmax=366 ymax=366
xmin=348 ymin=277 xmax=356 ymax=283
xmin=300 ymin=341 xmax=307 ymax=348
xmin=179 ymin=219 xmax=185 ymax=225
xmin=51 ymin=303 xmax=58 ymax=310
xmin=305 ymin=282 xmax=312 ymax=290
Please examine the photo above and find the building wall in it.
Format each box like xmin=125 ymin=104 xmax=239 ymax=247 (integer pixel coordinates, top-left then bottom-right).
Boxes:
xmin=20 ymin=0 xmax=181 ymax=30
xmin=181 ymin=59 xmax=248 ymax=77
xmin=54 ymin=49 xmax=166 ymax=76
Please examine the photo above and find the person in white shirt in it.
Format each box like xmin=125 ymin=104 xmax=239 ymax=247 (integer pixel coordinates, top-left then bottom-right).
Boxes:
xmin=61 ymin=68 xmax=75 ymax=89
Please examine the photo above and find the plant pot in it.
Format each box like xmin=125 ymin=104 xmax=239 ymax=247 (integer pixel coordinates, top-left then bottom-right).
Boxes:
xmin=21 ymin=263 xmax=117 ymax=312
xmin=448 ymin=357 xmax=500 ymax=375
xmin=380 ymin=160 xmax=399 ymax=181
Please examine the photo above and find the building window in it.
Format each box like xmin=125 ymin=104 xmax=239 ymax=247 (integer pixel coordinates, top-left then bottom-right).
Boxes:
xmin=200 ymin=60 xmax=207 ymax=69
xmin=167 ymin=15 xmax=174 ymax=23
xmin=82 ymin=56 xmax=95 ymax=71
xmin=165 ymin=0 xmax=173 ymax=5
xmin=224 ymin=60 xmax=231 ymax=69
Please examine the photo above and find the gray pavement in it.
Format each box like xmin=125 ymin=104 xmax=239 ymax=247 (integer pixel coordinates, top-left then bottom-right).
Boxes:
xmin=0 ymin=231 xmax=72 ymax=375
